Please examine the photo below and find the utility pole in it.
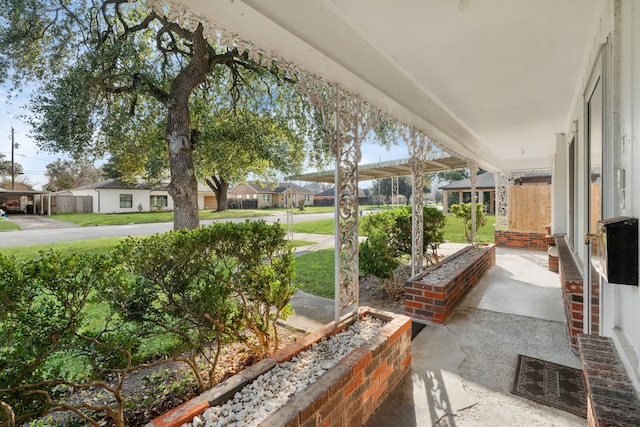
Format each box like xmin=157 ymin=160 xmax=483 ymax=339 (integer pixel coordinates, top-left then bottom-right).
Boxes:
xmin=11 ymin=127 xmax=15 ymax=190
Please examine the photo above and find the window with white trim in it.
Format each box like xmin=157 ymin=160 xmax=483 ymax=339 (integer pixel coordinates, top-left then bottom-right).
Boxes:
xmin=150 ymin=195 xmax=168 ymax=208
xmin=119 ymin=194 xmax=133 ymax=208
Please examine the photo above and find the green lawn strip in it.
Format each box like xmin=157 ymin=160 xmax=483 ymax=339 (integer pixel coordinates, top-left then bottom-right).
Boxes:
xmin=50 ymin=209 xmax=267 ymax=227
xmin=443 ymin=214 xmax=495 ymax=243
xmin=290 ymin=218 xmax=335 ymax=234
xmin=291 ymin=218 xmax=366 ymax=235
xmin=2 ymin=236 xmax=315 ymax=262
xmin=290 ymin=214 xmax=496 ymax=243
xmin=0 ymin=220 xmax=20 ymax=231
xmin=2 ymin=237 xmax=127 ymax=261
xmin=295 ymin=249 xmax=335 ymax=299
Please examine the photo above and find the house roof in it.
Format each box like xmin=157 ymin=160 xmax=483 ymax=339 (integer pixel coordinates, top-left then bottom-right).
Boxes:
xmin=70 ymin=178 xmax=170 ymax=191
xmin=439 ymin=172 xmax=552 ymax=190
xmin=231 ymin=182 xmax=314 ymax=195
xmin=316 ymin=187 xmax=368 ymax=198
xmin=439 ymin=172 xmax=496 ymax=190
xmin=273 ymin=183 xmax=314 ymax=194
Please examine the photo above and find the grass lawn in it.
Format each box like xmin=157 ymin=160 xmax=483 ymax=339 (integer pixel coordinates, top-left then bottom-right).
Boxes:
xmin=50 ymin=209 xmax=267 ymax=226
xmin=2 ymin=236 xmax=315 ymax=262
xmin=290 ymin=218 xmax=336 ymax=234
xmin=290 ymin=213 xmax=496 ymax=243
xmin=295 ymin=249 xmax=335 ymax=298
xmin=0 ymin=220 xmax=20 ymax=231
xmin=1 ymin=237 xmax=128 ymax=261
xmin=444 ymin=214 xmax=495 ymax=243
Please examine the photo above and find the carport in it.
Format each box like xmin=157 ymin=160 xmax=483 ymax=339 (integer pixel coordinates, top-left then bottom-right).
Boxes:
xmin=0 ymin=189 xmax=51 ymax=215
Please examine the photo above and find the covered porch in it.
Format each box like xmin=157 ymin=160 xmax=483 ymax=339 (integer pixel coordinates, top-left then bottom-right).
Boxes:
xmin=161 ymin=0 xmax=640 ymax=425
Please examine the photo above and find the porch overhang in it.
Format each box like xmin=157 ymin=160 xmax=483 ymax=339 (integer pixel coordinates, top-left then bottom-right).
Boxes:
xmin=177 ymin=0 xmax=601 ymax=172
xmin=288 ymin=156 xmax=468 ymax=183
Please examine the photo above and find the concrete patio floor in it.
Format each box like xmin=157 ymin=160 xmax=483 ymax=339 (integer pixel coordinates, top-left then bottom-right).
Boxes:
xmin=287 ymin=245 xmax=585 ymax=426
xmin=367 ymin=246 xmax=583 ymax=427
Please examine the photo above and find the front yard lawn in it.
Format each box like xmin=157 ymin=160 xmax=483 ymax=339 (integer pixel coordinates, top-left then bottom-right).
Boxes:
xmin=0 ymin=220 xmax=20 ymax=231
xmin=50 ymin=209 xmax=266 ymax=226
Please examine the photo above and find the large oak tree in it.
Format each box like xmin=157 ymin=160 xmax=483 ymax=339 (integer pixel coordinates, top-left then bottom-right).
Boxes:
xmin=0 ymin=0 xmax=316 ymax=228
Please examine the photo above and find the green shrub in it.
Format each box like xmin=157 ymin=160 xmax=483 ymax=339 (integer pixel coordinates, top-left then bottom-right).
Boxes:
xmin=359 ymin=238 xmax=400 ymax=279
xmin=449 ymin=202 xmax=486 ymax=242
xmin=0 ymin=221 xmax=297 ymax=426
xmin=424 ymin=207 xmax=446 ymax=263
xmin=0 ymin=251 xmax=124 ymax=426
xmin=359 ymin=206 xmax=446 ymax=278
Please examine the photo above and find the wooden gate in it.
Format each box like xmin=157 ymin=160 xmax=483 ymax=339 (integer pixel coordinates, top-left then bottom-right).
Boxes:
xmin=508 ymin=186 xmax=551 ymax=232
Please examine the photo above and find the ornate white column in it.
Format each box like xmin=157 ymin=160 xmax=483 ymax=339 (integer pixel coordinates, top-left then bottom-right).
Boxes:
xmin=296 ymin=78 xmax=364 ymax=324
xmin=331 ymin=87 xmax=369 ymax=324
xmin=469 ymin=162 xmax=479 ymax=243
xmin=494 ymin=171 xmax=509 ymax=230
xmin=403 ymin=126 xmax=431 ymax=277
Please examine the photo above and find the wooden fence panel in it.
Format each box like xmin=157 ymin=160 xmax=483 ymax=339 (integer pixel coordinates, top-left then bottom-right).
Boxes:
xmin=508 ymin=186 xmax=551 ymax=232
xmin=51 ymin=195 xmax=93 ymax=214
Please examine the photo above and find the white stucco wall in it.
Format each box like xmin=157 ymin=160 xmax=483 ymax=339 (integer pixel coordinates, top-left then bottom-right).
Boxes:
xmin=558 ymin=0 xmax=640 ymax=389
xmin=609 ymin=0 xmax=640 ymax=389
xmin=69 ymin=188 xmax=174 ymax=213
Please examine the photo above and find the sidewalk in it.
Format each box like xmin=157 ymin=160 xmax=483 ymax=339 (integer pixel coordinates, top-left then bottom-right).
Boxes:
xmin=285 ymin=245 xmax=584 ymax=426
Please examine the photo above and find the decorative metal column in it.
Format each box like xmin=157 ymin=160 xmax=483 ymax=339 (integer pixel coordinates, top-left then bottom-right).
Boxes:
xmin=295 ymin=77 xmax=372 ymax=325
xmin=494 ymin=171 xmax=509 ymax=230
xmin=469 ymin=162 xmax=479 ymax=243
xmin=332 ymin=87 xmax=366 ymax=324
xmin=403 ymin=126 xmax=431 ymax=277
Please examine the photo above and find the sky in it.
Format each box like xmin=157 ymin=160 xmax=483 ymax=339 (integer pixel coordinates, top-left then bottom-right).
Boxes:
xmin=0 ymin=82 xmax=411 ymax=191
xmin=0 ymin=83 xmax=66 ymax=190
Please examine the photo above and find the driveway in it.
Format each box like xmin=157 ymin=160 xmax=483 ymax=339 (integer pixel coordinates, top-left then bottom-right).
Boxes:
xmin=6 ymin=214 xmax=80 ymax=231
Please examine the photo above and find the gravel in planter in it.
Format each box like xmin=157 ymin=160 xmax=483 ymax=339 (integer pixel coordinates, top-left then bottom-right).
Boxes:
xmin=420 ymin=246 xmax=484 ymax=284
xmin=183 ymin=315 xmax=384 ymax=427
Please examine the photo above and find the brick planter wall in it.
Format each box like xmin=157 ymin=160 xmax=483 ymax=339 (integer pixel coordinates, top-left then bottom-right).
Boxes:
xmin=556 ymin=236 xmax=586 ymax=350
xmin=578 ymin=335 xmax=640 ymax=426
xmin=494 ymin=230 xmax=547 ymax=251
xmin=145 ymin=307 xmax=411 ymax=427
xmin=404 ymin=244 xmax=496 ymax=324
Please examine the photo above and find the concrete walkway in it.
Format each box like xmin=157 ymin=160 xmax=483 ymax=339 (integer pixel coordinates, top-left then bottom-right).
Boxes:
xmin=286 ymin=245 xmax=584 ymax=427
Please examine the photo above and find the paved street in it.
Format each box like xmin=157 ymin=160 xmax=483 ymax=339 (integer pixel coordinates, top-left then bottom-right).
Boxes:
xmin=0 ymin=212 xmax=335 ymax=247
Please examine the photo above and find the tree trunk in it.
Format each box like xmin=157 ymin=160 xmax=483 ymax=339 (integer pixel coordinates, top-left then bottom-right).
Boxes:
xmin=166 ymin=101 xmax=200 ymax=230
xmin=161 ymin=24 xmax=213 ymax=230
xmin=205 ymin=176 xmax=229 ymax=212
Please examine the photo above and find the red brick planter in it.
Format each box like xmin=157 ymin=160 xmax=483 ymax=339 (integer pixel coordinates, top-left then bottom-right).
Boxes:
xmin=495 ymin=230 xmax=547 ymax=251
xmin=145 ymin=306 xmax=411 ymax=427
xmin=404 ymin=244 xmax=496 ymax=324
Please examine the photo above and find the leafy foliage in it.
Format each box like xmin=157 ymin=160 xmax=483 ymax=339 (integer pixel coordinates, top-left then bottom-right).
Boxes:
xmin=359 ymin=206 xmax=446 ymax=278
xmin=0 ymin=0 xmax=324 ymax=229
xmin=0 ymin=153 xmax=23 ymax=178
xmin=44 ymin=158 xmax=104 ymax=192
xmin=0 ymin=222 xmax=297 ymax=426
xmin=449 ymin=202 xmax=487 ymax=242
xmin=369 ymin=176 xmax=430 ymax=205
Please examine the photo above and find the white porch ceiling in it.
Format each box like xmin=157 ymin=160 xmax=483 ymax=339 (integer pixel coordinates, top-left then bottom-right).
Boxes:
xmin=179 ymin=0 xmax=600 ymax=172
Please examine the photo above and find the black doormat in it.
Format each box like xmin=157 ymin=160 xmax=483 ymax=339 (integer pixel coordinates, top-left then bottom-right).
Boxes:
xmin=511 ymin=354 xmax=587 ymax=418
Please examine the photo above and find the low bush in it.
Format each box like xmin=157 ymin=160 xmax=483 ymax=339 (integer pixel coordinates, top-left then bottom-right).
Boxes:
xmin=0 ymin=221 xmax=297 ymax=427
xmin=449 ymin=202 xmax=486 ymax=242
xmin=359 ymin=207 xmax=446 ymax=278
